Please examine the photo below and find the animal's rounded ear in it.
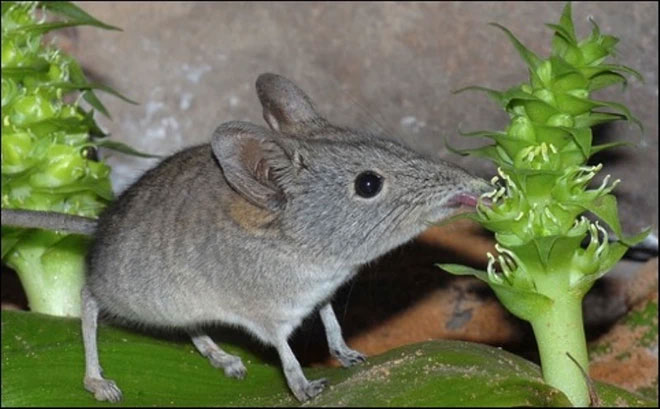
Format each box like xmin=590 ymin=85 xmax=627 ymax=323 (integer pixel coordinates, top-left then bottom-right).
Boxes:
xmin=256 ymin=73 xmax=329 ymax=135
xmin=212 ymin=121 xmax=296 ymax=211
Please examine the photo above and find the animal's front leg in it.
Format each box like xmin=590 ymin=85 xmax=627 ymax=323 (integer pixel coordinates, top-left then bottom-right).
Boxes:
xmin=319 ymin=303 xmax=366 ymax=367
xmin=276 ymin=339 xmax=327 ymax=401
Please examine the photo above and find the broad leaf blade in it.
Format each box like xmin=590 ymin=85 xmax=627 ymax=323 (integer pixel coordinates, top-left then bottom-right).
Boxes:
xmin=1 ymin=311 xmax=653 ymax=407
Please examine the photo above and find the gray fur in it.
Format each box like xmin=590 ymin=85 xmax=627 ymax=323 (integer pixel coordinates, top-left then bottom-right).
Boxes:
xmin=1 ymin=73 xmax=491 ymax=402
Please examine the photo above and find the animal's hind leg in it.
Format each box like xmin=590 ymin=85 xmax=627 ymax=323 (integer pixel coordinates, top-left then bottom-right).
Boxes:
xmin=189 ymin=331 xmax=247 ymax=379
xmin=81 ymin=285 xmax=122 ymax=402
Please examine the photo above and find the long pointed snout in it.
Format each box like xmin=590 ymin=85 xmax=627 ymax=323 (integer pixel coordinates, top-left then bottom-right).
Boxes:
xmin=444 ymin=167 xmax=492 ymax=209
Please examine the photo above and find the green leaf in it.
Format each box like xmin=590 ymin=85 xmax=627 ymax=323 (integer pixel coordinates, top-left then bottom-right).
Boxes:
xmin=34 ymin=177 xmax=114 ymax=202
xmin=489 ymin=281 xmax=555 ymax=322
xmin=65 ymin=59 xmax=113 ymax=118
xmin=578 ymin=194 xmax=622 ymax=238
xmin=1 ymin=62 xmax=50 ymax=77
xmin=546 ymin=23 xmax=577 ymax=47
xmin=39 ymin=1 xmax=121 ymax=31
xmin=1 ymin=227 xmax=28 ymax=259
xmin=558 ymin=126 xmax=592 ymax=160
xmin=588 ymin=71 xmax=627 ymax=92
xmin=82 ymin=90 xmax=110 ymax=118
xmin=574 ymin=111 xmax=627 ymax=128
xmin=521 ymin=99 xmax=559 ymax=123
xmin=619 ymin=227 xmax=652 ymax=248
xmin=589 ymin=141 xmax=632 ymax=157
xmin=555 ymin=93 xmax=598 ymax=116
xmin=584 ymin=98 xmax=644 ymax=132
xmin=531 ymin=236 xmax=560 ymax=269
xmin=27 ymin=115 xmax=107 ymax=138
xmin=438 ymin=262 xmax=554 ymax=322
xmin=0 ymin=310 xmax=588 ymax=407
xmin=452 ymin=85 xmax=508 ymax=108
xmin=597 ymin=64 xmax=644 ymax=83
xmin=6 ymin=21 xmax=88 ymax=36
xmin=80 ymin=108 xmax=107 ymax=137
xmin=547 ymin=233 xmax=592 ymax=273
xmin=489 ymin=23 xmax=542 ymax=71
xmin=596 ymin=241 xmax=628 ymax=275
xmin=577 ymin=195 xmax=650 ymax=247
xmin=94 ymin=139 xmax=162 ymax=159
xmin=570 ymin=241 xmax=629 ymax=294
xmin=49 ymin=81 xmax=138 ymax=105
xmin=557 ymin=2 xmax=577 ymax=43
xmin=457 ymin=129 xmax=508 ymax=139
xmin=437 ymin=263 xmax=489 ymax=281
xmin=445 ymin=141 xmax=510 ymax=165
xmin=550 ymin=56 xmax=583 ymax=79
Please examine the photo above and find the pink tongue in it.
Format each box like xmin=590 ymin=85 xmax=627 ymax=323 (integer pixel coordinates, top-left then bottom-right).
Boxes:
xmin=453 ymin=193 xmax=479 ymax=207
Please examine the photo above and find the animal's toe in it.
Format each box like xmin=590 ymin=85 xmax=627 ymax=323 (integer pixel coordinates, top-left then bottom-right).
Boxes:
xmin=85 ymin=377 xmax=123 ymax=403
xmin=336 ymin=348 xmax=367 ymax=367
xmin=224 ymin=357 xmax=247 ymax=379
xmin=305 ymin=378 xmax=328 ymax=398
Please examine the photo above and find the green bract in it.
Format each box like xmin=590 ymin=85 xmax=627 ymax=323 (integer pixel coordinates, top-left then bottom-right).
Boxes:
xmin=1 ymin=2 xmax=152 ymax=317
xmin=439 ymin=3 xmax=649 ymax=406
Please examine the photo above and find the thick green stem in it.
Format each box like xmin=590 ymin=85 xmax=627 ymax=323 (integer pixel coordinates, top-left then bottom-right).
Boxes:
xmin=12 ymin=258 xmax=84 ymax=317
xmin=530 ymin=292 xmax=590 ymax=407
xmin=4 ymin=231 xmax=87 ymax=317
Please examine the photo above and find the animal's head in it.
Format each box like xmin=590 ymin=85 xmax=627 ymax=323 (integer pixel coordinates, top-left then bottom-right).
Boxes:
xmin=212 ymin=73 xmax=490 ymax=264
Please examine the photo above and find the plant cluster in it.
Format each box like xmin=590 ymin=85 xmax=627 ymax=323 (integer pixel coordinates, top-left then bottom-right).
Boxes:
xmin=1 ymin=1 xmax=148 ymax=316
xmin=439 ymin=3 xmax=648 ymax=406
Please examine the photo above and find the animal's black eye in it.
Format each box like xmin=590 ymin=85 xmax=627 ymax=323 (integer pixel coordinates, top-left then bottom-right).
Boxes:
xmin=354 ymin=171 xmax=383 ymax=198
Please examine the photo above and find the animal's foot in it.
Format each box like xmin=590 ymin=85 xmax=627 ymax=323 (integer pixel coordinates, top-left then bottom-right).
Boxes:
xmin=290 ymin=377 xmax=328 ymax=402
xmin=332 ymin=347 xmax=367 ymax=368
xmin=208 ymin=352 xmax=247 ymax=379
xmin=84 ymin=376 xmax=122 ymax=402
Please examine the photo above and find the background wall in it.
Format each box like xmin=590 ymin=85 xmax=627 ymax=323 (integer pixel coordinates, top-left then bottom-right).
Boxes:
xmin=68 ymin=1 xmax=657 ymax=237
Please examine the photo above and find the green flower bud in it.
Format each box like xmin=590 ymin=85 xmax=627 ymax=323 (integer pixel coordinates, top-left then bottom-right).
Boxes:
xmin=524 ymin=99 xmax=558 ymax=123
xmin=532 ymin=89 xmax=556 ymax=107
xmin=1 ymin=131 xmax=34 ymax=174
xmin=552 ymin=72 xmax=588 ymax=93
xmin=2 ymin=39 xmax=18 ymax=66
xmin=10 ymin=95 xmax=57 ymax=125
xmin=536 ymin=60 xmax=553 ymax=87
xmin=545 ymin=113 xmax=574 ymax=127
xmin=507 ymin=115 xmax=536 ymax=142
xmin=555 ymin=93 xmax=594 ymax=116
xmin=566 ymin=89 xmax=589 ymax=99
xmin=579 ymin=42 xmax=608 ymax=66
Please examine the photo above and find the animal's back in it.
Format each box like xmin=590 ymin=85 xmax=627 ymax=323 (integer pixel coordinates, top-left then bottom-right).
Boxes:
xmin=86 ymin=144 xmax=239 ymax=326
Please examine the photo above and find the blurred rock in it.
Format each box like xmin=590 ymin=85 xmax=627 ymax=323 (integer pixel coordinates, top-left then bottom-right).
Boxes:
xmin=66 ymin=2 xmax=656 ymax=235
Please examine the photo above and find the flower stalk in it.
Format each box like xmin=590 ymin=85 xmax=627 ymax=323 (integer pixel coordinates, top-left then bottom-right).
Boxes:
xmin=438 ymin=3 xmax=649 ymax=406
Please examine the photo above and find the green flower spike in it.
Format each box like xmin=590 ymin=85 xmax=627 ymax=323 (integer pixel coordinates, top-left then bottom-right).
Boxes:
xmin=1 ymin=2 xmax=156 ymax=317
xmin=439 ymin=3 xmax=649 ymax=406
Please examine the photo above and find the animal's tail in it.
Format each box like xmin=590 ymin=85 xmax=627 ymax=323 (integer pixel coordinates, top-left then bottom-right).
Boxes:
xmin=1 ymin=208 xmax=97 ymax=235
